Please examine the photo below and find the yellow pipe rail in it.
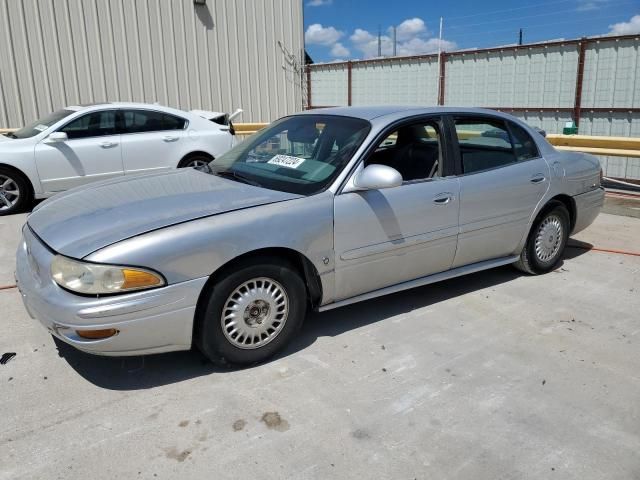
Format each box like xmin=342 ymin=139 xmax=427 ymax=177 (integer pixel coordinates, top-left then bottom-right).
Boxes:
xmin=2 ymin=125 xmax=639 ymax=157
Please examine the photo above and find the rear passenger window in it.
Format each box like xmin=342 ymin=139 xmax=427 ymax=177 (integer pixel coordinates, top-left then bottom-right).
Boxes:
xmin=509 ymin=122 xmax=539 ymax=161
xmin=454 ymin=118 xmax=516 ymax=174
xmin=121 ymin=110 xmax=186 ymax=133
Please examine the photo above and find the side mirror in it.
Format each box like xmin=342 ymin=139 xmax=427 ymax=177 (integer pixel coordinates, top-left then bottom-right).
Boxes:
xmin=533 ymin=127 xmax=546 ymax=138
xmin=45 ymin=132 xmax=68 ymax=143
xmin=352 ymin=164 xmax=403 ymax=191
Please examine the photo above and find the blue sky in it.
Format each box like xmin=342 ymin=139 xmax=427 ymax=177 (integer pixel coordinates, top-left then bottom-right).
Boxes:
xmin=304 ymin=0 xmax=640 ymax=62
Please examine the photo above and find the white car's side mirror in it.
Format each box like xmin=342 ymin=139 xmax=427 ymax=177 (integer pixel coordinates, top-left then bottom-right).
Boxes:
xmin=352 ymin=164 xmax=403 ymax=191
xmin=45 ymin=132 xmax=68 ymax=143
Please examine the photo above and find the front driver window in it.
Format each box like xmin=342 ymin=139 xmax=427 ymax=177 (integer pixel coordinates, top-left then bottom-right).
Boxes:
xmin=61 ymin=111 xmax=117 ymax=140
xmin=365 ymin=121 xmax=442 ymax=182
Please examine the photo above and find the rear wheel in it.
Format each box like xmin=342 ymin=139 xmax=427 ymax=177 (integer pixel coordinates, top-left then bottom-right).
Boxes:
xmin=514 ymin=202 xmax=570 ymax=274
xmin=0 ymin=167 xmax=31 ymax=216
xmin=178 ymin=153 xmax=213 ymax=172
xmin=197 ymin=257 xmax=307 ymax=366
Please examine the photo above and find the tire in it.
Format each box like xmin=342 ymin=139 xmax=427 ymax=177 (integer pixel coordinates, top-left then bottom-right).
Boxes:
xmin=197 ymin=257 xmax=307 ymax=366
xmin=514 ymin=202 xmax=570 ymax=275
xmin=0 ymin=167 xmax=31 ymax=216
xmin=178 ymin=153 xmax=213 ymax=172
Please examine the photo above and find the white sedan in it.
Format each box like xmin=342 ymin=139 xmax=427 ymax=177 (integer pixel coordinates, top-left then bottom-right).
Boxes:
xmin=0 ymin=102 xmax=241 ymax=215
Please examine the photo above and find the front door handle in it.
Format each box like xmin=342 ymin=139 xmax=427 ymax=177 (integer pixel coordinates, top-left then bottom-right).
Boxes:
xmin=163 ymin=135 xmax=179 ymax=142
xmin=433 ymin=192 xmax=454 ymax=205
xmin=530 ymin=174 xmax=546 ymax=183
xmin=100 ymin=141 xmax=117 ymax=148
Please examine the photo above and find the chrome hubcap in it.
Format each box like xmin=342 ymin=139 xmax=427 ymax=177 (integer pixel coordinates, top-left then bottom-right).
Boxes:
xmin=0 ymin=175 xmax=20 ymax=211
xmin=187 ymin=159 xmax=210 ymax=172
xmin=535 ymin=214 xmax=563 ymax=262
xmin=221 ymin=277 xmax=289 ymax=350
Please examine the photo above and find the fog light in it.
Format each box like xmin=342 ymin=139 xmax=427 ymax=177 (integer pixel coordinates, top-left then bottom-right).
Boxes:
xmin=75 ymin=329 xmax=118 ymax=339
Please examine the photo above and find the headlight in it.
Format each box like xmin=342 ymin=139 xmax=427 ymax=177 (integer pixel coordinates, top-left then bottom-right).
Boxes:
xmin=51 ymin=255 xmax=165 ymax=295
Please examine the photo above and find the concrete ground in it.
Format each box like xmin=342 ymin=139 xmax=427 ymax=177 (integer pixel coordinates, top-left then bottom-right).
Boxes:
xmin=1 ymin=208 xmax=639 ymax=480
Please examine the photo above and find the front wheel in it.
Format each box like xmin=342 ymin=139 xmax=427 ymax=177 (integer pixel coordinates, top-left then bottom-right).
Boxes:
xmin=514 ymin=202 xmax=570 ymax=274
xmin=197 ymin=257 xmax=307 ymax=366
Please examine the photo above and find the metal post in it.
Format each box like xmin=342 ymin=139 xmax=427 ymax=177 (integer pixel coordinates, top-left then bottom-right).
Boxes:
xmin=573 ymin=38 xmax=587 ymax=127
xmin=306 ymin=66 xmax=312 ymax=109
xmin=347 ymin=61 xmax=352 ymax=106
xmin=438 ymin=52 xmax=447 ymax=106
xmin=378 ymin=25 xmax=382 ymax=57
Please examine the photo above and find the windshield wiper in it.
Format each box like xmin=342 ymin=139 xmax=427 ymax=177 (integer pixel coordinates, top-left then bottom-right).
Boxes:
xmin=4 ymin=132 xmax=17 ymax=139
xmin=214 ymin=170 xmax=261 ymax=187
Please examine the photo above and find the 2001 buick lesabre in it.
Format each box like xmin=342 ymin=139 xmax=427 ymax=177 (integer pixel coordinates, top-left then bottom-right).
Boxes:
xmin=16 ymin=107 xmax=604 ymax=365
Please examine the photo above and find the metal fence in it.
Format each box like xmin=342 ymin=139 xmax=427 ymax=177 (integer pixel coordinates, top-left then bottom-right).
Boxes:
xmin=307 ymin=34 xmax=640 ymax=180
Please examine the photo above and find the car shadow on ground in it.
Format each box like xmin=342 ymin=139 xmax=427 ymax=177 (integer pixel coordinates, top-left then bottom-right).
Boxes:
xmin=55 ymin=249 xmax=590 ymax=391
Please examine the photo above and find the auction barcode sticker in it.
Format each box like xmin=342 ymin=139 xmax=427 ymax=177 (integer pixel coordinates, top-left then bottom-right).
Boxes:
xmin=267 ymin=154 xmax=305 ymax=169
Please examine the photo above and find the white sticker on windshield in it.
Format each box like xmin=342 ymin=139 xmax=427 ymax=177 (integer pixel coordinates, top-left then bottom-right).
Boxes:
xmin=33 ymin=124 xmax=48 ymax=132
xmin=267 ymin=154 xmax=305 ymax=169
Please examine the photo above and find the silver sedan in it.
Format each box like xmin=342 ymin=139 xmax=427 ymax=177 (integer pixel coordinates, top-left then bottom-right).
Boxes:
xmin=15 ymin=107 xmax=604 ymax=365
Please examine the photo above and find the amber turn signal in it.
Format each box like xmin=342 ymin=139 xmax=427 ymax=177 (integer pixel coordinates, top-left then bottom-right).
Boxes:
xmin=75 ymin=329 xmax=119 ymax=339
xmin=122 ymin=269 xmax=163 ymax=290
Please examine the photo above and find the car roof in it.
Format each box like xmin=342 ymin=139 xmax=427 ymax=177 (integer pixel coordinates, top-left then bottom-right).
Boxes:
xmin=296 ymin=105 xmax=521 ymax=122
xmin=64 ymin=102 xmax=185 ymax=112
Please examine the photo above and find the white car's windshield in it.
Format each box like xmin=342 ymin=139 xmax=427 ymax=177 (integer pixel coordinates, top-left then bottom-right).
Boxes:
xmin=210 ymin=115 xmax=371 ymax=195
xmin=11 ymin=109 xmax=75 ymax=139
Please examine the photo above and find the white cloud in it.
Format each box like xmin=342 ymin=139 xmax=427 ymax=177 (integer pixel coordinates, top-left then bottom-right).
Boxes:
xmin=305 ymin=24 xmax=343 ymax=45
xmin=330 ymin=42 xmax=350 ymax=58
xmin=307 ymin=0 xmax=332 ymax=6
xmin=349 ymin=18 xmax=455 ymax=59
xmin=397 ymin=37 xmax=456 ymax=56
xmin=393 ymin=18 xmax=428 ymax=41
xmin=576 ymin=0 xmax=610 ymax=11
xmin=608 ymin=14 xmax=640 ymax=35
xmin=350 ymin=28 xmax=376 ymax=45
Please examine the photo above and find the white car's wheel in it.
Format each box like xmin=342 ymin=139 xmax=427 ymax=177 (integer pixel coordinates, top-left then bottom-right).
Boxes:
xmin=0 ymin=167 xmax=30 ymax=216
xmin=178 ymin=154 xmax=213 ymax=172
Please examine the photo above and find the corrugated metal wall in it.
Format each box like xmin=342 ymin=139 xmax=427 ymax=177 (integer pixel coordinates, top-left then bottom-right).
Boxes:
xmin=308 ymin=35 xmax=640 ymax=179
xmin=309 ymin=64 xmax=349 ymax=107
xmin=0 ymin=0 xmax=304 ymax=127
xmin=444 ymin=46 xmax=578 ymax=108
xmin=352 ymin=58 xmax=439 ymax=106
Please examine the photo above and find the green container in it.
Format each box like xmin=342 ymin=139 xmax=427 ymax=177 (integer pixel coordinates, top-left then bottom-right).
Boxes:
xmin=563 ymin=126 xmax=578 ymax=135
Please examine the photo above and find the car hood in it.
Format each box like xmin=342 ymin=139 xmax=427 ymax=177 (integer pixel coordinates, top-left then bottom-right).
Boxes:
xmin=27 ymin=169 xmax=302 ymax=258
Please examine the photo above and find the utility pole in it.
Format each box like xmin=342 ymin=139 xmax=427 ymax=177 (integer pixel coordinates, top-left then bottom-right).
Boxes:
xmin=378 ymin=24 xmax=382 ymax=57
xmin=393 ymin=26 xmax=397 ymax=56
xmin=518 ymin=28 xmax=523 ymax=45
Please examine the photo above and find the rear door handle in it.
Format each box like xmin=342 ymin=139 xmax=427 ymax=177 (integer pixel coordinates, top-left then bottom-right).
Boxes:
xmin=100 ymin=141 xmax=117 ymax=148
xmin=433 ymin=192 xmax=454 ymax=205
xmin=530 ymin=174 xmax=546 ymax=183
xmin=163 ymin=135 xmax=179 ymax=142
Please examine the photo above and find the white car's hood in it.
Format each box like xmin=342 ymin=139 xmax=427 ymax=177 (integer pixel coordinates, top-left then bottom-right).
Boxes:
xmin=27 ymin=169 xmax=302 ymax=258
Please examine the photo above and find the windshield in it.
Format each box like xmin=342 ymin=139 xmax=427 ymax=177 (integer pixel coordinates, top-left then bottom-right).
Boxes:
xmin=11 ymin=109 xmax=75 ymax=139
xmin=210 ymin=114 xmax=371 ymax=195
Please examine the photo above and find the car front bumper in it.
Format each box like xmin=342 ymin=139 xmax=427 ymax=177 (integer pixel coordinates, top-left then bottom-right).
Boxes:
xmin=15 ymin=226 xmax=208 ymax=356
